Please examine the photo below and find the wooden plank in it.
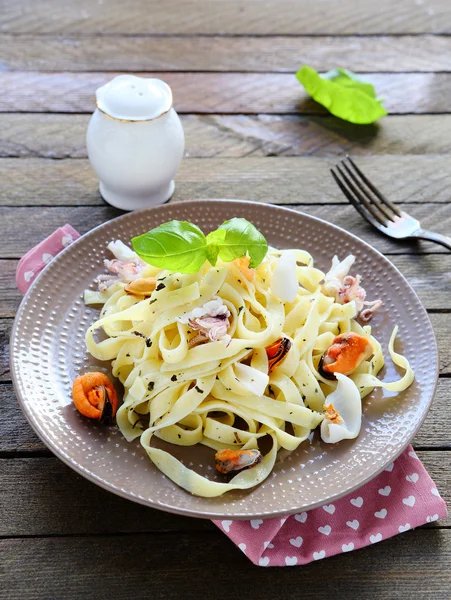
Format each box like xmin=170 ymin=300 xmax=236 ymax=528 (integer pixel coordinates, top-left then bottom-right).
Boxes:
xmin=2 ymin=72 xmax=451 ymax=114
xmin=0 ymin=456 xmax=214 ymax=535
xmin=0 ymin=260 xmax=20 ymax=318
xmin=3 ymin=157 xmax=451 ymax=208
xmin=2 ymin=0 xmax=451 ymax=35
xmin=0 ymin=322 xmax=9 ymax=378
xmin=415 ymin=379 xmax=451 ymax=448
xmin=0 ymin=451 xmax=448 ymax=537
xmin=2 ymin=253 xmax=451 ymax=319
xmin=3 ymin=310 xmax=451 ymax=380
xmin=2 ymin=375 xmax=450 ymax=456
xmin=1 ymin=204 xmax=451 ymax=258
xmin=2 ymin=203 xmax=451 ymax=259
xmin=2 ymin=34 xmax=451 ymax=73
xmin=1 ymin=529 xmax=450 ymax=600
xmin=6 ymin=114 xmax=451 ymax=159
xmin=4 ymin=252 xmax=451 ymax=320
xmin=0 ymin=383 xmax=44 ymax=452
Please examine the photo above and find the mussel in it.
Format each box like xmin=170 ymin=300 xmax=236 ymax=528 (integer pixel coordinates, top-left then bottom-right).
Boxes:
xmin=319 ymin=332 xmax=373 ymax=380
xmin=266 ymin=337 xmax=292 ymax=373
xmin=214 ymin=448 xmax=263 ymax=474
xmin=124 ymin=277 xmax=157 ymax=297
xmin=72 ymin=372 xmax=118 ymax=425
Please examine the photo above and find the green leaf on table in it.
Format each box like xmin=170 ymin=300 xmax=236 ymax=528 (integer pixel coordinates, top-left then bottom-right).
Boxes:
xmin=295 ymin=65 xmax=387 ymax=125
xmin=206 ymin=218 xmax=268 ymax=268
xmin=132 ymin=220 xmax=207 ymax=274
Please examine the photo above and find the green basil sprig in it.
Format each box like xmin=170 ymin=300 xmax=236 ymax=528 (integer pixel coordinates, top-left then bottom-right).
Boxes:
xmin=132 ymin=218 xmax=268 ymax=274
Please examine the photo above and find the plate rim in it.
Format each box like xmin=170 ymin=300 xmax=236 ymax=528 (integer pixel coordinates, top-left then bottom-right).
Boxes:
xmin=10 ymin=199 xmax=439 ymax=519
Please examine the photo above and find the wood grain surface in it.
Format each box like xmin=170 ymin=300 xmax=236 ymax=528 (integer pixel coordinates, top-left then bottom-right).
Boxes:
xmin=1 ymin=530 xmax=450 ymax=600
xmin=2 ymin=35 xmax=451 ymax=72
xmin=2 ymin=252 xmax=450 ymax=316
xmin=0 ymin=451 xmax=449 ymax=537
xmin=2 ymin=204 xmax=451 ymax=258
xmin=2 ymin=158 xmax=451 ymax=208
xmin=2 ymin=0 xmax=451 ymax=597
xmin=4 ymin=72 xmax=451 ymax=114
xmin=4 ymin=114 xmax=451 ymax=159
xmin=1 ymin=378 xmax=450 ymax=455
xmin=2 ymin=0 xmax=451 ymax=35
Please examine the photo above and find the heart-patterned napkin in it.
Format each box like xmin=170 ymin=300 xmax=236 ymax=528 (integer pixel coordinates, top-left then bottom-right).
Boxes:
xmin=213 ymin=445 xmax=447 ymax=566
xmin=17 ymin=227 xmax=447 ymax=567
xmin=16 ymin=224 xmax=80 ymax=294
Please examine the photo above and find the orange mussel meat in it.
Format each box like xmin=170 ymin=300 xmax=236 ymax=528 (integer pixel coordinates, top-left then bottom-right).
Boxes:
xmin=215 ymin=449 xmax=262 ymax=474
xmin=124 ymin=277 xmax=157 ymax=297
xmin=319 ymin=332 xmax=373 ymax=380
xmin=266 ymin=337 xmax=292 ymax=373
xmin=72 ymin=372 xmax=118 ymax=425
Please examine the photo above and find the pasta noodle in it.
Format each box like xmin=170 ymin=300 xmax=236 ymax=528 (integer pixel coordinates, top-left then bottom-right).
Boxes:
xmin=84 ymin=244 xmax=414 ymax=497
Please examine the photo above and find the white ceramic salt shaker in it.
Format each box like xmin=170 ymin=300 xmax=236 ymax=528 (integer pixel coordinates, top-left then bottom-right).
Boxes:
xmin=86 ymin=75 xmax=185 ymax=211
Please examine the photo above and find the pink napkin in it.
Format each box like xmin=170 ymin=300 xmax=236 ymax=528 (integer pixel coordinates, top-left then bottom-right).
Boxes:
xmin=213 ymin=445 xmax=447 ymax=566
xmin=16 ymin=224 xmax=80 ymax=294
xmin=17 ymin=228 xmax=447 ymax=566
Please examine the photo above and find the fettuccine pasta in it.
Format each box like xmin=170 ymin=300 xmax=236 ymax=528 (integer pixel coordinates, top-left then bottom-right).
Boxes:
xmin=83 ymin=242 xmax=414 ymax=497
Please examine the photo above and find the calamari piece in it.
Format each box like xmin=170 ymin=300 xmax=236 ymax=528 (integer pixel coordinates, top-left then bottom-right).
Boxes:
xmin=321 ymin=254 xmax=356 ymax=299
xmin=234 ymin=362 xmax=269 ymax=397
xmin=321 ymin=254 xmax=382 ymax=321
xmin=215 ymin=448 xmax=263 ymax=474
xmin=179 ymin=296 xmax=231 ymax=344
xmin=320 ymin=373 xmax=361 ymax=443
xmin=270 ymin=250 xmax=298 ymax=303
xmin=107 ymin=240 xmax=139 ymax=262
xmin=319 ymin=332 xmax=373 ymax=380
xmin=72 ymin=372 xmax=118 ymax=425
xmin=95 ymin=258 xmax=145 ymax=291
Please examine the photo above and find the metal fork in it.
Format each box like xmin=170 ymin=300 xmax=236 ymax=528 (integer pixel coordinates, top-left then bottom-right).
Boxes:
xmin=331 ymin=156 xmax=451 ymax=250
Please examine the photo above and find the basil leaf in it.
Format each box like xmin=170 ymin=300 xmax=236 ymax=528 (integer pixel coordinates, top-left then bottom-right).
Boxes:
xmin=132 ymin=220 xmax=207 ymax=273
xmin=206 ymin=218 xmax=268 ymax=268
xmin=205 ymin=240 xmax=220 ymax=266
xmin=296 ymin=65 xmax=387 ymax=125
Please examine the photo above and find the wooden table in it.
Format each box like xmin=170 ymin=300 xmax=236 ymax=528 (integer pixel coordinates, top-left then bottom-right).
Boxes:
xmin=1 ymin=1 xmax=451 ymax=598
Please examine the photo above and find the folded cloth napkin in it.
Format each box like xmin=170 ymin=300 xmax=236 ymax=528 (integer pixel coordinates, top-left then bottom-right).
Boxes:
xmin=16 ymin=224 xmax=80 ymax=294
xmin=17 ymin=227 xmax=448 ymax=567
xmin=213 ymin=445 xmax=447 ymax=566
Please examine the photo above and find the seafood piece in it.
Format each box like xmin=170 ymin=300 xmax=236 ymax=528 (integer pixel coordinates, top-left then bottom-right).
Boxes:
xmin=178 ymin=296 xmax=231 ymax=345
xmin=72 ymin=372 xmax=118 ymax=425
xmin=215 ymin=448 xmax=263 ymax=474
xmin=266 ymin=337 xmax=292 ymax=373
xmin=107 ymin=240 xmax=138 ymax=262
xmin=321 ymin=254 xmax=382 ymax=322
xmin=124 ymin=277 xmax=157 ymax=297
xmin=323 ymin=403 xmax=343 ymax=424
xmin=321 ymin=374 xmax=362 ymax=443
xmin=319 ymin=332 xmax=373 ymax=380
xmin=271 ymin=250 xmax=298 ymax=303
xmin=234 ymin=362 xmax=269 ymax=397
xmin=233 ymin=256 xmax=255 ymax=281
xmin=95 ymin=258 xmax=146 ymax=291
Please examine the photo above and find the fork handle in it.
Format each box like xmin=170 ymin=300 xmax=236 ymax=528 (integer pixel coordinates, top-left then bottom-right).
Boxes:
xmin=414 ymin=228 xmax=451 ymax=251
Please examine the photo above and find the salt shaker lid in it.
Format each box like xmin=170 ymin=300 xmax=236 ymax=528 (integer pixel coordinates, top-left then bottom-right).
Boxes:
xmin=95 ymin=75 xmax=173 ymax=121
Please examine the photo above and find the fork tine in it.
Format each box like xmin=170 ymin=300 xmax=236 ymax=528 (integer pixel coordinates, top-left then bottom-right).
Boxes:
xmin=340 ymin=160 xmax=395 ymax=222
xmin=335 ymin=164 xmax=389 ymax=227
xmin=345 ymin=155 xmax=402 ymax=217
xmin=330 ymin=168 xmax=386 ymax=231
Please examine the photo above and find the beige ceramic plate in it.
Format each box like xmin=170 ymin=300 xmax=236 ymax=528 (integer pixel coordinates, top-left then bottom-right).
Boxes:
xmin=11 ymin=200 xmax=438 ymax=519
